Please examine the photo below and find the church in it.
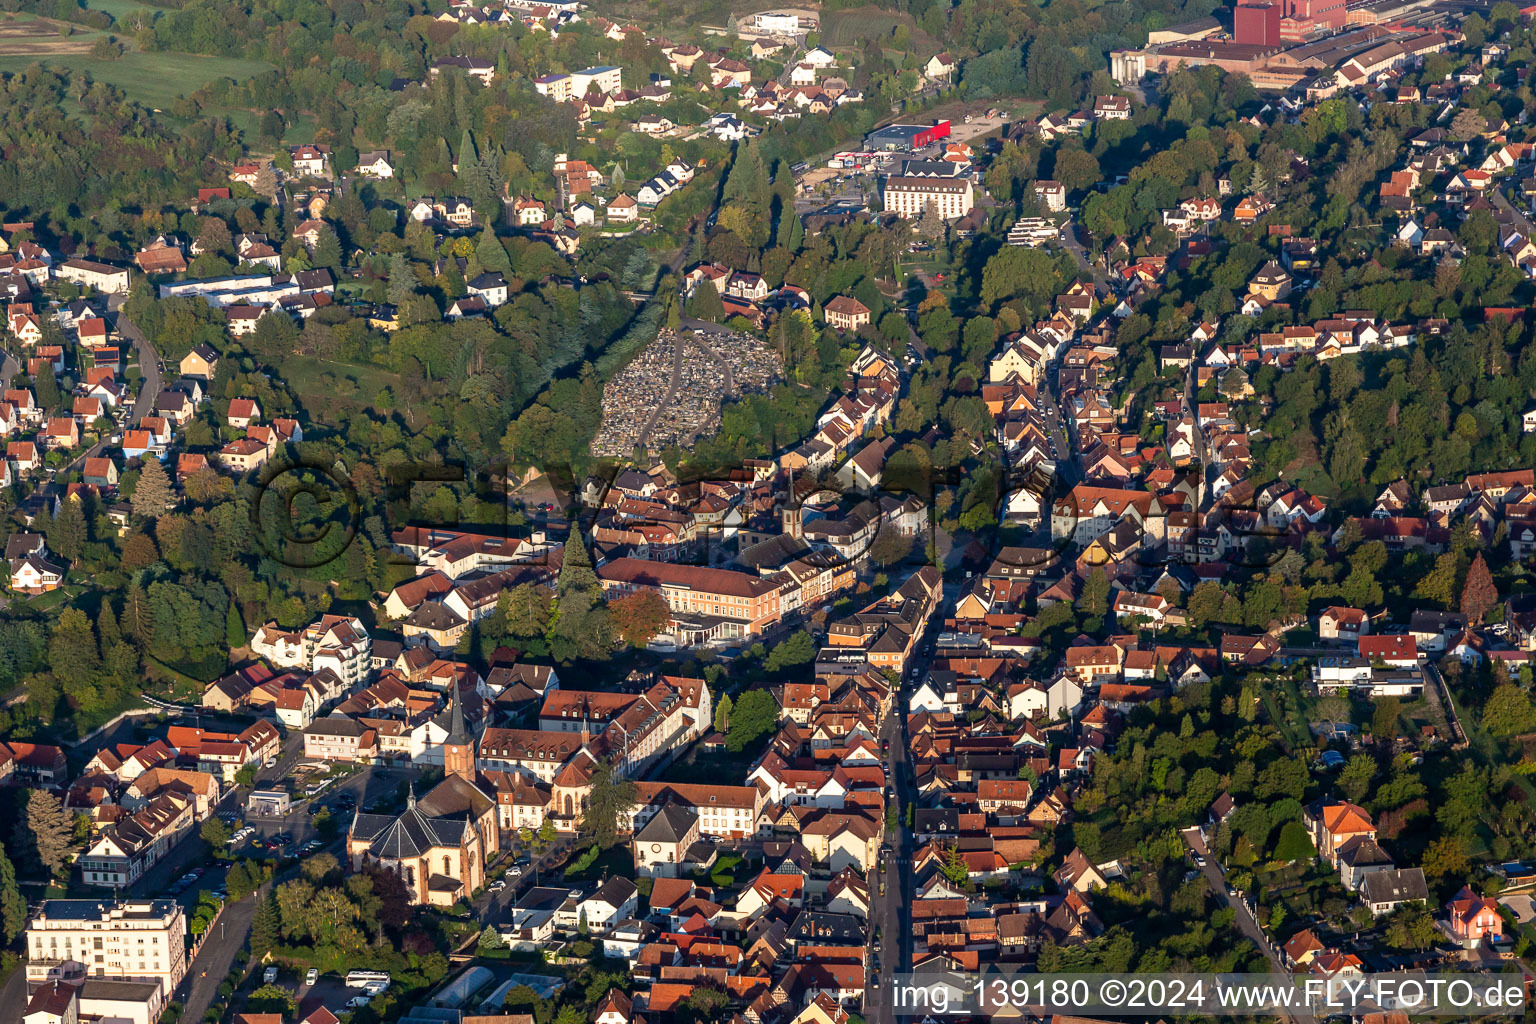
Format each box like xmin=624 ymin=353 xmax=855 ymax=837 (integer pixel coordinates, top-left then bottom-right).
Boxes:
xmin=345 ymin=688 xmax=499 ymax=906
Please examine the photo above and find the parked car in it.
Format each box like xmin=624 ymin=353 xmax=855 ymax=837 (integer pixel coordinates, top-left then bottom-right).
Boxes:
xmin=346 ymin=997 xmax=371 ymax=1009
xmin=306 ymin=969 xmax=318 ymax=986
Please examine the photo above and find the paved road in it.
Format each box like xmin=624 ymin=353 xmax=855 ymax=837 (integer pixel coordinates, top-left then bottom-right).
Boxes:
xmin=862 ymin=588 xmax=950 ymax=1022
xmin=863 ymin=684 xmax=917 ymax=1023
xmin=0 ymin=951 xmax=26 ymax=1024
xmin=175 ymin=895 xmax=258 ymax=1024
xmin=1059 ymin=219 xmax=1111 ymax=294
xmin=1183 ymin=361 xmax=1209 ymax=474
xmin=1181 ymin=827 xmax=1313 ymax=1024
xmin=1041 ymin=362 xmax=1080 ymax=489
xmin=46 ymin=315 xmax=163 ymax=483
xmin=472 ymin=835 xmax=579 ymax=926
xmin=113 ymin=314 xmax=163 ymax=422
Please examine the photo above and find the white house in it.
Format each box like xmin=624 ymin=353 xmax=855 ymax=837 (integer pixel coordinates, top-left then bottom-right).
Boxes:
xmin=356 ymin=151 xmax=394 ymax=178
xmin=576 ymin=877 xmax=638 ymax=932
xmin=802 ymin=46 xmax=836 ymax=67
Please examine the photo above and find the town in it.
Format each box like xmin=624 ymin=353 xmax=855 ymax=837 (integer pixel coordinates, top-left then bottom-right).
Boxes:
xmin=0 ymin=0 xmax=1534 ymax=1020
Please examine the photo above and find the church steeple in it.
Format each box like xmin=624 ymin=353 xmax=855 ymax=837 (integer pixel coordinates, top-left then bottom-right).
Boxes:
xmin=448 ymin=682 xmax=470 ymax=745
xmin=406 ymin=779 xmax=416 ymax=810
xmin=443 ymin=683 xmax=475 ymax=780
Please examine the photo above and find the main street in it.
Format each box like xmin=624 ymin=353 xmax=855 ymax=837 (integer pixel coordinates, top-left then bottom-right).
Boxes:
xmin=863 ymin=580 xmax=952 ymax=1023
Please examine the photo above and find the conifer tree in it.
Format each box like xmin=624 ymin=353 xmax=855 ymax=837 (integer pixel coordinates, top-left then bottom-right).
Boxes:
xmin=130 ymin=458 xmax=174 ymax=519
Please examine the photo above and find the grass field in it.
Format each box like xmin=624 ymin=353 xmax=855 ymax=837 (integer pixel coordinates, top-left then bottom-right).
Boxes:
xmin=0 ymin=10 xmax=270 ymax=112
xmin=822 ymin=5 xmax=919 ymax=47
xmin=0 ymin=50 xmax=271 ymax=109
xmin=84 ymin=0 xmax=161 ymax=21
xmin=282 ymin=356 xmax=403 ymax=421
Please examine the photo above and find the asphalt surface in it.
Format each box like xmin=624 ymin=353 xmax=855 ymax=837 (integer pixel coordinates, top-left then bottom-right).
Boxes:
xmin=113 ymin=314 xmax=163 ymax=423
xmin=175 ymin=895 xmax=258 ymax=1024
xmin=863 ymin=588 xmax=950 ymax=1022
xmin=46 ymin=315 xmax=162 ymax=482
xmin=1060 ymin=219 xmax=1111 ymax=293
xmin=1181 ymin=827 xmax=1313 ymax=1024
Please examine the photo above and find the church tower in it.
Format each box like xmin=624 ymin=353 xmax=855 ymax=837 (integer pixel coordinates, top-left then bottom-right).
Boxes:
xmin=441 ymin=685 xmax=475 ymax=780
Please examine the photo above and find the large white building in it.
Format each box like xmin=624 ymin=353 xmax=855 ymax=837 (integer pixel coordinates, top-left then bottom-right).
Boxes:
xmin=55 ymin=259 xmax=131 ymax=295
xmin=882 ymin=176 xmax=975 ymax=220
xmin=535 ymin=65 xmax=622 ymax=102
xmin=251 ymin=613 xmax=371 ymax=689
xmin=752 ymin=10 xmax=806 ymax=33
xmin=26 ymin=900 xmax=188 ymax=994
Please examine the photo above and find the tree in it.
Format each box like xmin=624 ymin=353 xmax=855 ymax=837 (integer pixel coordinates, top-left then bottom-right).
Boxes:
xmin=250 ymin=886 xmax=279 ymax=957
xmin=713 ymin=692 xmax=733 ymax=733
xmin=726 ymin=689 xmax=779 ymax=753
xmin=1272 ymin=821 xmax=1315 ymax=862
xmin=551 ymin=534 xmax=611 ymax=661
xmin=1450 ymin=107 xmax=1487 ymax=142
xmin=1373 ymin=697 xmax=1401 ymax=742
xmin=1482 ymin=683 xmax=1536 ymax=736
xmin=200 ymin=816 xmax=231 ymax=848
xmin=579 ymin=761 xmax=637 ymax=850
xmin=226 ymin=602 xmax=246 ymax=648
xmin=131 ymin=458 xmax=175 ymax=518
xmin=504 ymin=584 xmax=554 ymax=638
xmin=1053 ymin=147 xmax=1101 ymax=192
xmin=33 ymin=362 xmax=61 ymax=411
xmin=915 ymin=201 xmax=945 ymax=240
xmin=940 ymin=844 xmax=969 ymax=884
xmin=246 ymin=985 xmax=296 ymax=1017
xmin=1081 ymin=568 xmax=1110 ymax=619
xmin=764 ymin=631 xmax=816 ymax=673
xmin=686 ymin=282 xmax=726 ymax=322
xmin=1414 ymin=552 xmax=1459 ymax=608
xmin=1422 ymin=835 xmax=1470 ymax=881
xmin=682 ymin=986 xmax=730 ymax=1021
xmin=608 ymin=590 xmax=670 ymax=648
xmin=1384 ymin=904 xmax=1439 ymax=950
xmin=0 ymin=843 xmax=25 ymax=942
xmin=50 ymin=608 xmax=99 ymax=698
xmin=869 ymin=526 xmax=912 ymax=567
xmin=1339 ymin=754 xmax=1376 ymax=803
xmin=47 ymin=499 xmax=85 ymax=563
xmin=1460 ymin=552 xmax=1497 ymax=624
xmin=476 ymin=230 xmax=511 ymax=277
xmin=25 ymin=789 xmax=73 ymax=879
xmin=477 ymin=926 xmax=505 ymax=953
xmin=311 ymin=225 xmax=342 ymax=271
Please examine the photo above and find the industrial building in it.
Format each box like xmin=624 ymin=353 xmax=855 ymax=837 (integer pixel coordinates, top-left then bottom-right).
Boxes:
xmin=863 ymin=119 xmax=953 ymax=153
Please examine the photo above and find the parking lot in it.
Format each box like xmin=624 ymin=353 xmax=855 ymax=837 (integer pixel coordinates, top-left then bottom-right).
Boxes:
xmin=258 ymin=966 xmax=373 ymax=1014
